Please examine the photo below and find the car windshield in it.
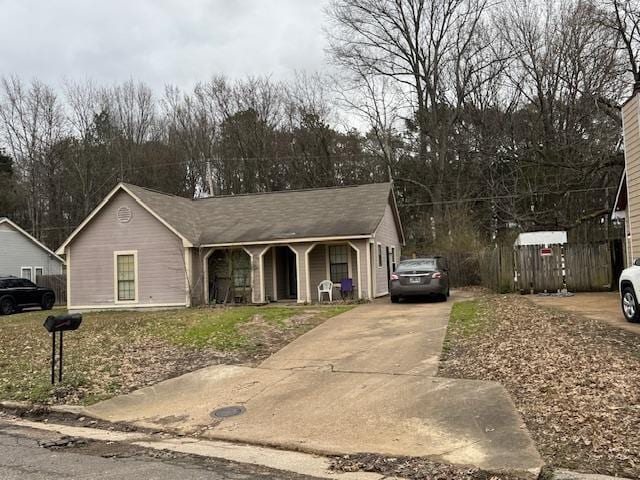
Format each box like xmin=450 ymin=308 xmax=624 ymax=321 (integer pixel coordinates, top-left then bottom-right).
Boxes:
xmin=397 ymin=259 xmax=438 ymax=272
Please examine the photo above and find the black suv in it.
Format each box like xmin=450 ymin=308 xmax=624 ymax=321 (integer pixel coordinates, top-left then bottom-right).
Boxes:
xmin=0 ymin=276 xmax=56 ymax=315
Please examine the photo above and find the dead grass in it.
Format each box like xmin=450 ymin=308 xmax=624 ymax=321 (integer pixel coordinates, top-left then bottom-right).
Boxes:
xmin=0 ymin=305 xmax=351 ymax=406
xmin=439 ymin=295 xmax=640 ymax=478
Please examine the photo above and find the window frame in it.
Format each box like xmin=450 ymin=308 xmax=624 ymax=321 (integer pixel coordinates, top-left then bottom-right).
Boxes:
xmin=326 ymin=244 xmax=352 ymax=284
xmin=34 ymin=267 xmax=44 ymax=280
xmin=114 ymin=250 xmax=138 ymax=304
xmin=20 ymin=266 xmax=33 ymax=281
xmin=377 ymin=243 xmax=383 ymax=268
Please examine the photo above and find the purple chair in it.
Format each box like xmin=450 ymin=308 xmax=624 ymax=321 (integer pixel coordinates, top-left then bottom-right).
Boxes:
xmin=340 ymin=278 xmax=354 ymax=299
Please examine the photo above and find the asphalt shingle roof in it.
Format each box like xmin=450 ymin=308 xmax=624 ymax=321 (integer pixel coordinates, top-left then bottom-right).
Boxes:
xmin=124 ymin=182 xmax=394 ymax=245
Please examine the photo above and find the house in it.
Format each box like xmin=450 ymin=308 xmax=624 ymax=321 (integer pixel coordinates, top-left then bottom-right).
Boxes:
xmin=55 ymin=182 xmax=404 ymax=311
xmin=618 ymin=89 xmax=640 ymax=265
xmin=0 ymin=217 xmax=65 ymax=280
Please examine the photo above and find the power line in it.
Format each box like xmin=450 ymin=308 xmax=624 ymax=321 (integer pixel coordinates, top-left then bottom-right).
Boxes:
xmin=25 ymin=185 xmax=615 ymax=235
xmin=399 ymin=186 xmax=615 ymax=207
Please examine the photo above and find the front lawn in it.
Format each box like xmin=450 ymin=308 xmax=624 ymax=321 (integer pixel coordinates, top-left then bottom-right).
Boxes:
xmin=440 ymin=295 xmax=640 ymax=478
xmin=0 ymin=305 xmax=350 ymax=406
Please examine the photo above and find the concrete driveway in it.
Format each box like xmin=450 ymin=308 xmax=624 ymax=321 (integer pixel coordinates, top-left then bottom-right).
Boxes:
xmin=84 ymin=294 xmax=542 ymax=475
xmin=529 ymin=292 xmax=640 ymax=334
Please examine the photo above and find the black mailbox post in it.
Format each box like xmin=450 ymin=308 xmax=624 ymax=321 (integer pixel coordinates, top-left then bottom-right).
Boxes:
xmin=43 ymin=314 xmax=82 ymax=384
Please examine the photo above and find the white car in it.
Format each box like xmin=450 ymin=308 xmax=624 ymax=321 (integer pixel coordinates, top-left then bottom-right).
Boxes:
xmin=619 ymin=260 xmax=640 ymax=322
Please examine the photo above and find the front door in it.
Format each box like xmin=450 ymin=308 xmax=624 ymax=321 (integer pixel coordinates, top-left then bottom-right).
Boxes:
xmin=287 ymin=250 xmax=297 ymax=297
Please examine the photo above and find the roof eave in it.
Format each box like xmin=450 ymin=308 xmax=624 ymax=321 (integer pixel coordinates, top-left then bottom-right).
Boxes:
xmin=0 ymin=218 xmax=65 ymax=264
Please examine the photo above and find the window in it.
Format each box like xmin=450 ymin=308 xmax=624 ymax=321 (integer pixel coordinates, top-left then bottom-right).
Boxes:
xmin=20 ymin=267 xmax=32 ymax=281
xmin=35 ymin=267 xmax=43 ymax=280
xmin=377 ymin=244 xmax=383 ymax=268
xmin=397 ymin=259 xmax=438 ymax=272
xmin=329 ymin=245 xmax=349 ymax=283
xmin=115 ymin=253 xmax=137 ymax=302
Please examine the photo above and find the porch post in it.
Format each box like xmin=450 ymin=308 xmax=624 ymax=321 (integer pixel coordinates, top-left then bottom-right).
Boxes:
xmin=243 ymin=246 xmax=269 ymax=304
xmin=348 ymin=241 xmax=362 ymax=299
xmin=203 ymin=247 xmax=214 ymax=305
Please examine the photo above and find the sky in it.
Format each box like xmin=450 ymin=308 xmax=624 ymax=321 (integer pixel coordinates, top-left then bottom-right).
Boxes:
xmin=0 ymin=0 xmax=331 ymax=91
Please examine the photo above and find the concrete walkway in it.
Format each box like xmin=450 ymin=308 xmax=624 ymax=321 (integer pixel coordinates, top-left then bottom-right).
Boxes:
xmin=84 ymin=294 xmax=542 ymax=475
xmin=529 ymin=292 xmax=640 ymax=335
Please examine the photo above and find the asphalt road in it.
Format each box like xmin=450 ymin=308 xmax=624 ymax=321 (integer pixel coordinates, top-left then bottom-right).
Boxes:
xmin=0 ymin=428 xmax=321 ymax=480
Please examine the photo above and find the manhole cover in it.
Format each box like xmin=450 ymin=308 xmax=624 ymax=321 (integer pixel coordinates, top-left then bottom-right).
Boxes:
xmin=211 ymin=406 xmax=246 ymax=418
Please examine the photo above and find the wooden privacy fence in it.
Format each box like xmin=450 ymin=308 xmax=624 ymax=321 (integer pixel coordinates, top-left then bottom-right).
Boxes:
xmin=480 ymin=242 xmax=613 ymax=293
xmin=564 ymin=243 xmax=612 ymax=292
xmin=36 ymin=274 xmax=67 ymax=306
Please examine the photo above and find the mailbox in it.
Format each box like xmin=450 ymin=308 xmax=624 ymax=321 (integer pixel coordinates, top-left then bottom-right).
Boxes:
xmin=43 ymin=314 xmax=82 ymax=333
xmin=44 ymin=314 xmax=82 ymax=384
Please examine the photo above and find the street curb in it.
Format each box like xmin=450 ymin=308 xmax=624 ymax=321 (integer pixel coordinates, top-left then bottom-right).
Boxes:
xmin=0 ymin=416 xmax=392 ymax=480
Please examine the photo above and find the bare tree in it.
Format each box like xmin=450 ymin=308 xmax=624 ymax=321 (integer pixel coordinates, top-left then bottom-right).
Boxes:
xmin=327 ymin=0 xmax=501 ymax=238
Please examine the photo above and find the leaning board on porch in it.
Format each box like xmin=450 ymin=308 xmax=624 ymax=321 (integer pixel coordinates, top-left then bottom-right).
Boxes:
xmin=35 ymin=274 xmax=67 ymax=306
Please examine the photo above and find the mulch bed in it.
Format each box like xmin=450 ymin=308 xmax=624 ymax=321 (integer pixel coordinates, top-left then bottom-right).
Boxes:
xmin=439 ymin=295 xmax=640 ymax=478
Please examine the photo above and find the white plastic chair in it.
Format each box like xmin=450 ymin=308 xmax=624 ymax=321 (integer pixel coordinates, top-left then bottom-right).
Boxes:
xmin=318 ymin=280 xmax=333 ymax=302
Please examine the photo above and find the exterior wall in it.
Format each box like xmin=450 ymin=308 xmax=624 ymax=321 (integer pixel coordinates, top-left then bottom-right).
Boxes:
xmin=308 ymin=245 xmax=327 ymax=301
xmin=624 ymin=94 xmax=640 ymax=264
xmin=0 ymin=222 xmax=63 ymax=278
xmin=373 ymin=203 xmax=402 ymax=296
xmin=68 ymin=190 xmax=187 ymax=309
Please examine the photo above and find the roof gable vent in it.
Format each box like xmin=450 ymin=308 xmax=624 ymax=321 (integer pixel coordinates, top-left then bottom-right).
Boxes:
xmin=117 ymin=206 xmax=133 ymax=223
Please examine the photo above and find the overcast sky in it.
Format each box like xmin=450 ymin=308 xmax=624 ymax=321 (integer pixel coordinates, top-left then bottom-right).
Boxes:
xmin=0 ymin=0 xmax=331 ymax=91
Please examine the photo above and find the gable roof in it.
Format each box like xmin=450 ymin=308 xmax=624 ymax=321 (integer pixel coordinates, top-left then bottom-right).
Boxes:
xmin=56 ymin=182 xmax=403 ymax=253
xmin=0 ymin=217 xmax=65 ymax=263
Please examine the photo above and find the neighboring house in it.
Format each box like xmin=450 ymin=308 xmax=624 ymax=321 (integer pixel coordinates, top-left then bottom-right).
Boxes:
xmin=618 ymin=89 xmax=640 ymax=265
xmin=55 ymin=182 xmax=404 ymax=311
xmin=0 ymin=217 xmax=65 ymax=280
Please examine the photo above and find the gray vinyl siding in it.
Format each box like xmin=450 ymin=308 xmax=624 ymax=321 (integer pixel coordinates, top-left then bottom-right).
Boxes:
xmin=0 ymin=222 xmax=63 ymax=278
xmin=373 ymin=203 xmax=402 ymax=296
xmin=68 ymin=190 xmax=187 ymax=308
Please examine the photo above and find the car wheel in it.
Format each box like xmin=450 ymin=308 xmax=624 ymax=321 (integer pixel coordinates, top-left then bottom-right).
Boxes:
xmin=41 ymin=293 xmax=55 ymax=311
xmin=622 ymin=287 xmax=640 ymax=323
xmin=390 ymin=295 xmax=400 ymax=303
xmin=0 ymin=296 xmax=14 ymax=315
xmin=440 ymin=293 xmax=448 ymax=302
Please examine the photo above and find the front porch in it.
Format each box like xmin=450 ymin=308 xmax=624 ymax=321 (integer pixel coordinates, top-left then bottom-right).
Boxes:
xmin=199 ymin=239 xmax=374 ymax=305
